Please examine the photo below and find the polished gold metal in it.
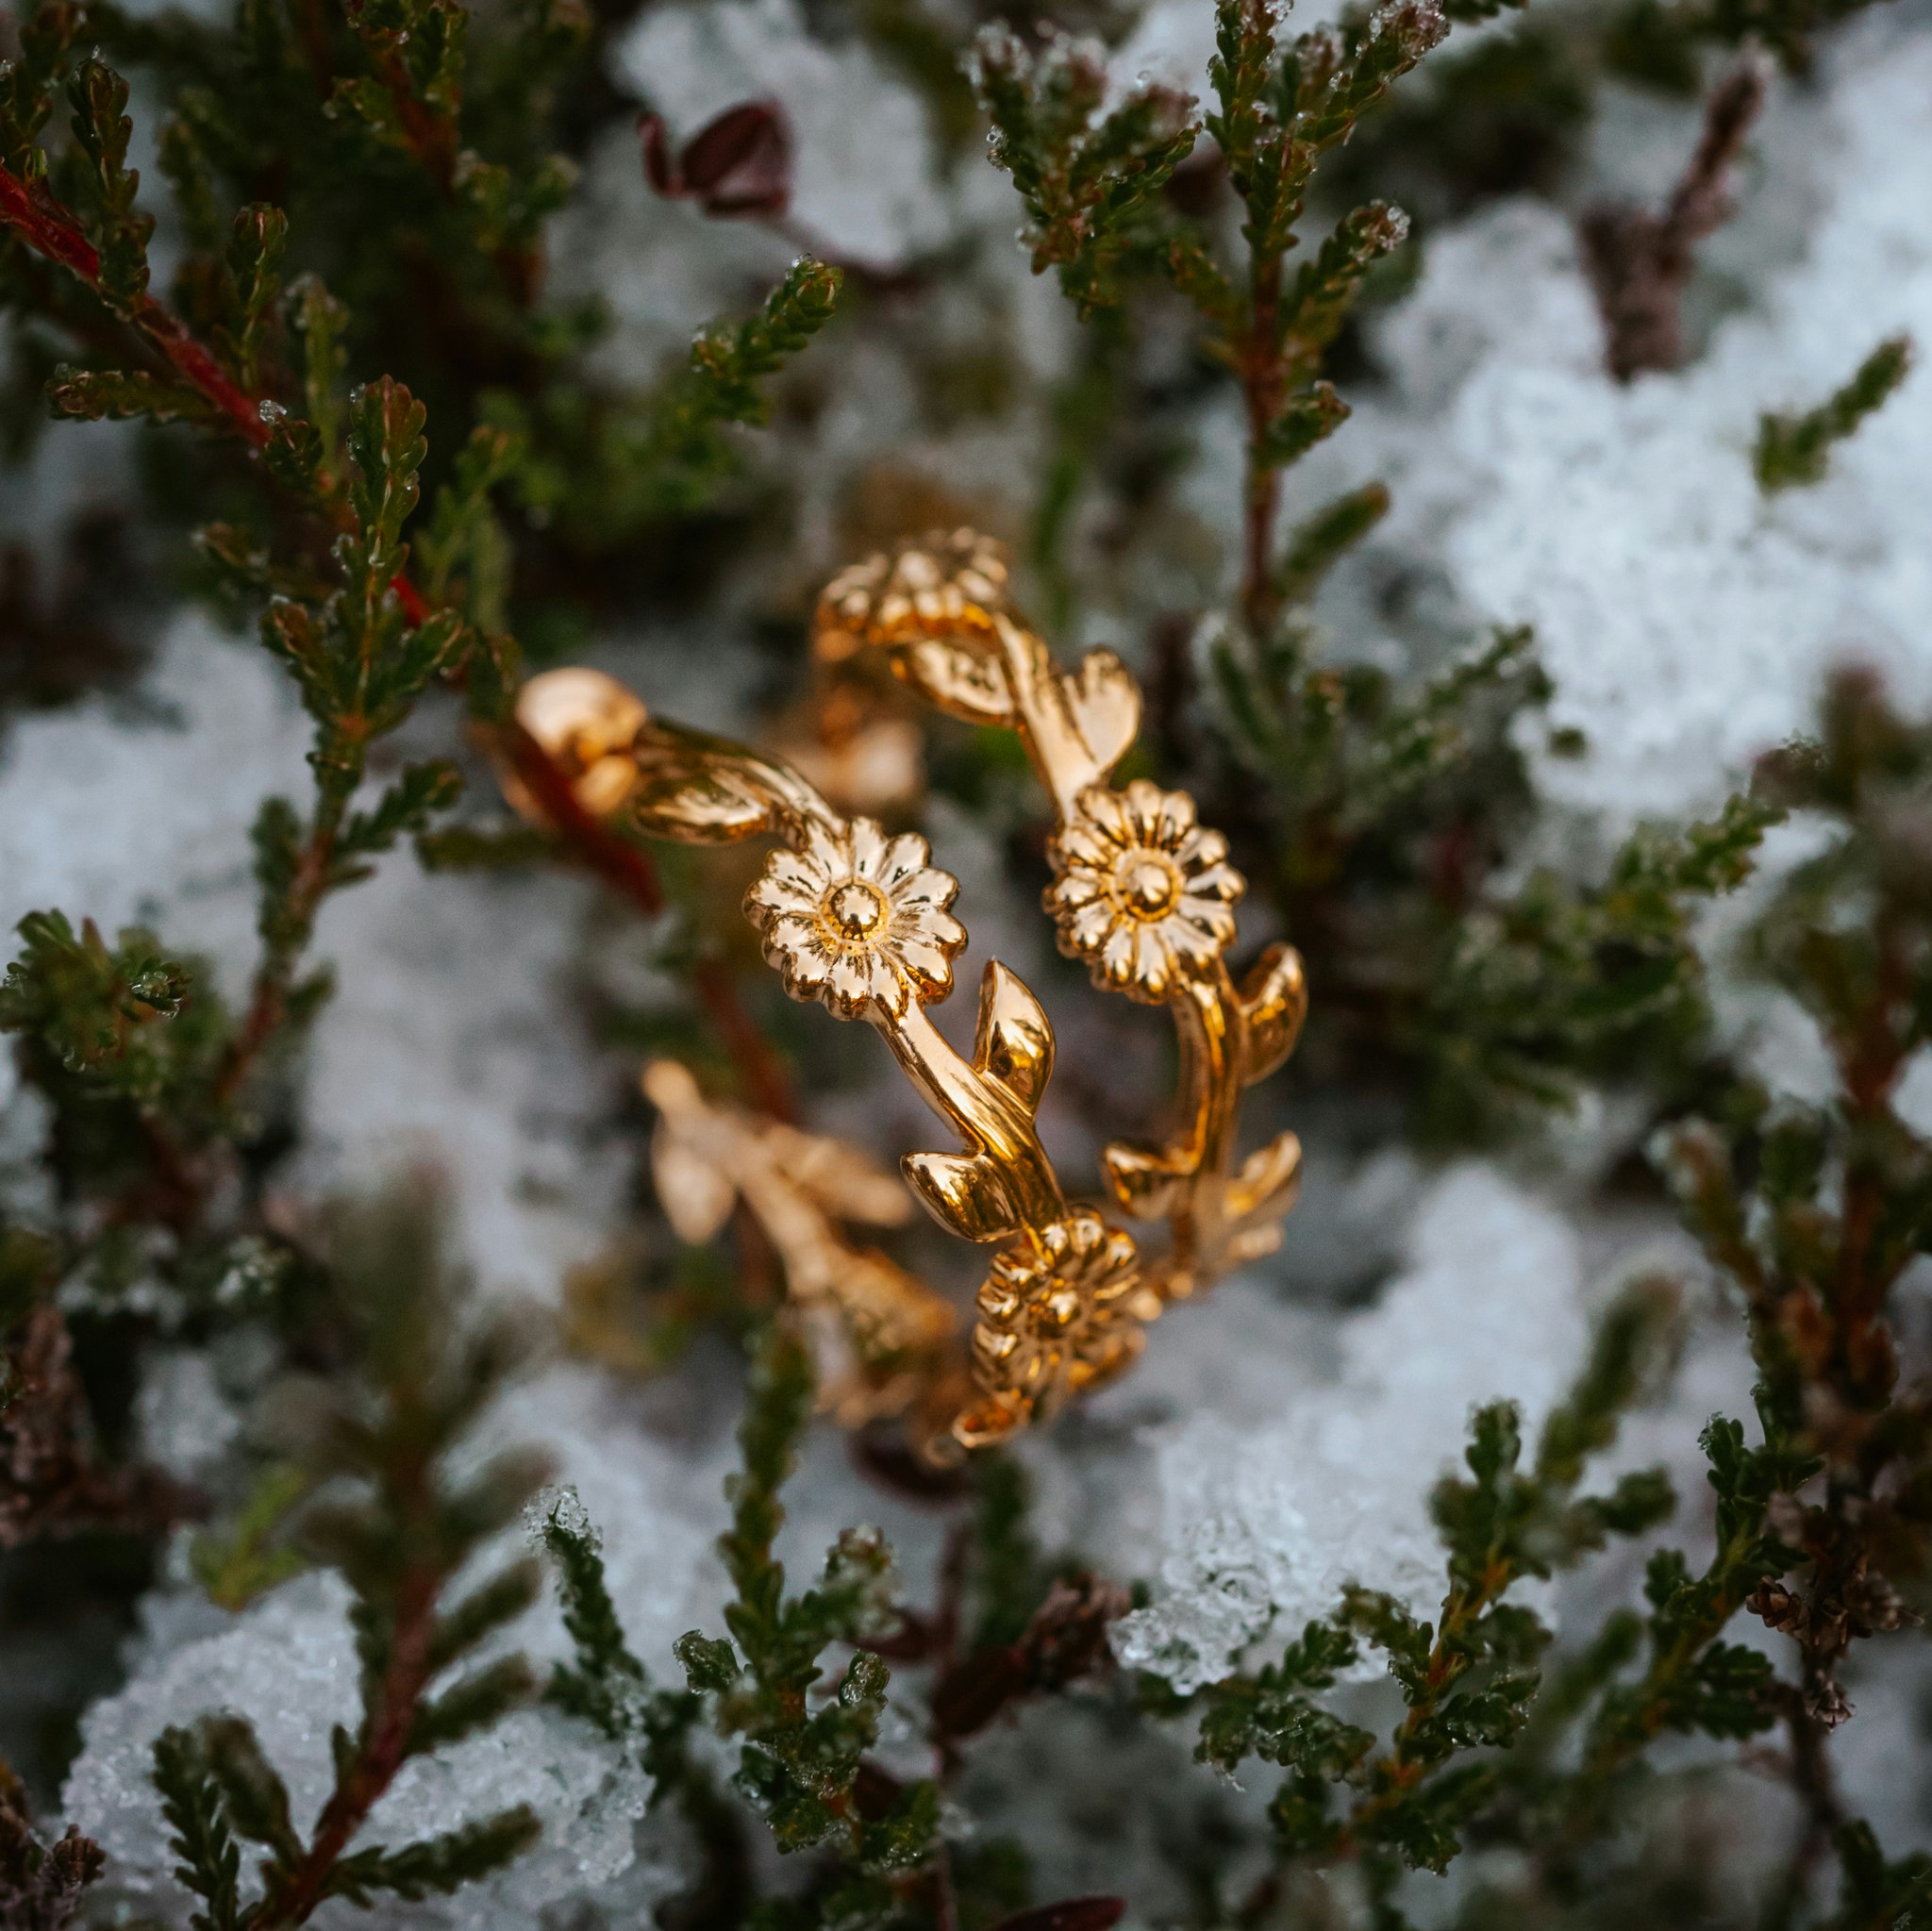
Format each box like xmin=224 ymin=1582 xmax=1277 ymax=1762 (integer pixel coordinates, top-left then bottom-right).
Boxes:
xmin=816 ymin=530 xmax=1307 ymax=1306
xmin=507 ymin=530 xmax=1306 ymax=1454
xmin=641 ymin=1059 xmax=960 ymax=1432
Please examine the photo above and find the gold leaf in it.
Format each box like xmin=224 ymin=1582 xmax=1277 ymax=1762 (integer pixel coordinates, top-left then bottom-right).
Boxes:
xmin=1100 ymin=1140 xmax=1190 ymax=1221
xmin=625 ymin=752 xmax=778 ymax=842
xmin=1240 ymin=942 xmax=1308 ymax=1083
xmin=767 ymin=1121 xmax=916 ymax=1226
xmin=901 ymin=635 xmax=1014 ymax=726
xmin=973 ymin=960 xmax=1054 ymax=1114
xmin=902 ymin=1149 xmax=1019 ymax=1242
xmin=1060 ymin=650 xmax=1141 ymax=781
xmin=1229 ymin=1129 xmax=1303 ymax=1222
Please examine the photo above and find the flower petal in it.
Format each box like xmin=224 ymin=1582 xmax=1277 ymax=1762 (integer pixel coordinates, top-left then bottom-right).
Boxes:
xmin=1067 ymin=900 xmax=1116 ymax=951
xmin=794 ymin=823 xmax=848 ymax=881
xmin=777 ymin=933 xmax=834 ymax=993
xmin=846 ymin=818 xmax=889 ymax=880
xmin=1100 ymin=924 xmax=1139 ymax=990
xmin=892 ymin=866 xmax=958 ymax=910
xmin=899 ymin=906 xmax=965 ymax=954
xmin=1155 ymin=789 xmax=1197 ymax=846
xmin=1136 ymin=932 xmax=1174 ymax=998
xmin=1177 ymin=825 xmax=1229 ymax=870
xmin=1122 ymin=778 xmax=1165 ymax=841
xmin=876 ymin=831 xmax=931 ymax=887
xmin=1077 ymin=787 xmax=1129 ymax=846
xmin=1056 ymin=830 xmax=1112 ymax=874
xmin=868 ymin=957 xmax=910 ymax=1020
xmin=1184 ymin=860 xmax=1245 ymax=904
xmin=745 ymin=853 xmax=826 ymax=918
xmin=892 ymin=934 xmax=958 ymax=991
xmin=1179 ymin=894 xmax=1240 ymax=944
xmin=1165 ymin=916 xmax=1222 ymax=966
xmin=826 ymin=952 xmax=873 ymax=1018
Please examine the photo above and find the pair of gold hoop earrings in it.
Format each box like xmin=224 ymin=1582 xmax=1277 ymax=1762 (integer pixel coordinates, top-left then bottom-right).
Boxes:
xmin=508 ymin=531 xmax=1307 ymax=1462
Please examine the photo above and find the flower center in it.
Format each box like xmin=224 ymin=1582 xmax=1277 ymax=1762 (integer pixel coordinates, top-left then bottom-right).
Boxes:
xmin=825 ymin=879 xmax=887 ymax=942
xmin=1117 ymin=855 xmax=1179 ymax=920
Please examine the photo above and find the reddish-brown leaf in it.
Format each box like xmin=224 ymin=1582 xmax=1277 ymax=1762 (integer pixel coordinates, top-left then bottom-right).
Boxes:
xmin=638 ymin=101 xmax=791 ymax=219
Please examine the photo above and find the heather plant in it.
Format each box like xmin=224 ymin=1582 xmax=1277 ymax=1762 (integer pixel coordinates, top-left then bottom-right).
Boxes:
xmin=0 ymin=0 xmax=1926 ymax=1923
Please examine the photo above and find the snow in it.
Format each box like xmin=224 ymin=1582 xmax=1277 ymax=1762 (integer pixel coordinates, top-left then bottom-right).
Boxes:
xmin=612 ymin=0 xmax=954 ymax=272
xmin=0 ymin=616 xmax=310 ymax=989
xmin=1345 ymin=23 xmax=1932 ymax=829
xmin=0 ymin=614 xmax=629 ymax=1304
xmin=1112 ymin=1163 xmax=1589 ymax=1691
xmin=62 ymin=1364 xmax=728 ymax=1924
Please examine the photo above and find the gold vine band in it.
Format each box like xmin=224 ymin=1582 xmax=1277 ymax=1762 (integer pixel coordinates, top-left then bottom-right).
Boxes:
xmin=505 ymin=531 xmax=1307 ymax=1458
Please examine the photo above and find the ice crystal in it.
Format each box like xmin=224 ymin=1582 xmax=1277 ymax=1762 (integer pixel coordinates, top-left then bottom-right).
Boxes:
xmin=62 ymin=1573 xmax=655 ymax=1924
xmin=1112 ymin=1165 xmax=1588 ymax=1691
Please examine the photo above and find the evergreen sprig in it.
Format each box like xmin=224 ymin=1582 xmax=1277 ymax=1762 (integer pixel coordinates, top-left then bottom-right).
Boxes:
xmin=1423 ymin=786 xmax=1783 ymax=1127
xmin=972 ymin=25 xmax=1199 ymax=316
xmin=1756 ymin=333 xmax=1915 ymax=491
xmin=142 ymin=1186 xmax=548 ymax=1929
xmin=0 ymin=912 xmax=194 ymax=1105
xmin=1649 ymin=669 xmax=1932 ymax=1727
xmin=1189 ymin=1278 xmax=1679 ymax=1879
xmin=675 ymin=1328 xmax=934 ymax=1889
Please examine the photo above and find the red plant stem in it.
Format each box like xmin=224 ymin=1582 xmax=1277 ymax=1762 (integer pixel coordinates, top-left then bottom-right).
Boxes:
xmin=0 ymin=154 xmax=797 ymax=1126
xmin=0 ymin=162 xmax=271 ymax=448
xmin=258 ymin=1558 xmax=441 ymax=1927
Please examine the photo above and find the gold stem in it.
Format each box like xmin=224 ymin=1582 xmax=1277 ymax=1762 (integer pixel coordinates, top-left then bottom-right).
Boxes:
xmin=1167 ymin=957 xmax=1246 ymax=1275
xmin=878 ymin=999 xmax=1066 ymax=1233
xmin=991 ymin=612 xmax=1095 ymax=820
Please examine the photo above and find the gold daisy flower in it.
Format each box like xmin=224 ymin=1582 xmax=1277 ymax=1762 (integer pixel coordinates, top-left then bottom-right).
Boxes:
xmin=816 ymin=528 xmax=1010 ymax=657
xmin=956 ymin=1211 xmax=1158 ymax=1447
xmin=1045 ymin=781 xmax=1245 ymax=1004
xmin=744 ymin=818 xmax=966 ymax=1022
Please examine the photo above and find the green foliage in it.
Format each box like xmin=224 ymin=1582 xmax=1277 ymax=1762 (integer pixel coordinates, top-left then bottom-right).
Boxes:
xmin=189 ymin=1463 xmax=313 ymax=1611
xmin=0 ymin=1 xmax=81 ymax=182
xmin=142 ymin=1186 xmax=548 ymax=1928
xmin=1829 ymin=1820 xmax=1932 ymax=1930
xmin=0 ymin=911 xmax=194 ymax=1104
xmin=1422 ymin=787 xmax=1782 ymax=1127
xmin=1580 ymin=1400 xmax=1805 ymax=1763
xmin=969 ymin=1453 xmax=1041 ymax=1651
xmin=1184 ymin=1279 xmax=1679 ymax=1880
xmin=153 ymin=1726 xmax=243 ymax=1931
xmin=675 ymin=1329 xmax=931 ymax=1873
xmin=1607 ymin=0 xmax=1901 ymax=79
xmin=47 ymin=363 xmax=213 ymax=423
xmin=1194 ymin=1619 xmax=1372 ymax=1786
xmin=536 ymin=1489 xmax=703 ymax=1789
xmin=66 ymin=58 xmax=153 ymax=310
xmin=1212 ymin=611 xmax=1780 ymax=1140
xmin=1756 ymin=333 xmax=1915 ymax=491
xmin=1647 ymin=669 xmax=1932 ymax=1723
xmin=972 ymin=25 xmax=1198 ymax=315
xmin=567 ymin=255 xmax=843 ymax=528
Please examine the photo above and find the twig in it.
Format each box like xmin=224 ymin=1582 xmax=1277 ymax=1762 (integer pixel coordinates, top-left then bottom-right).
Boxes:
xmin=254 ymin=1559 xmax=441 ymax=1928
xmin=0 ymin=159 xmax=271 ymax=444
xmin=0 ymin=158 xmax=796 ymax=1127
xmin=1579 ymin=58 xmax=1767 ymax=381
